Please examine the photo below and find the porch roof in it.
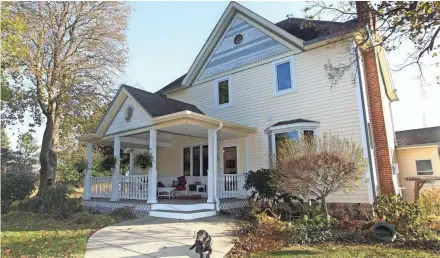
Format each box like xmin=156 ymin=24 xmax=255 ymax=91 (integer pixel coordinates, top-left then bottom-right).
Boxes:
xmin=79 ymin=110 xmax=257 ymax=147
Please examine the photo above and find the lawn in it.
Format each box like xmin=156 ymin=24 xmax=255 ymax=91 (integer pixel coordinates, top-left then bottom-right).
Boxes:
xmin=1 ymin=210 xmax=112 ymax=257
xmin=254 ymin=244 xmax=439 ymax=257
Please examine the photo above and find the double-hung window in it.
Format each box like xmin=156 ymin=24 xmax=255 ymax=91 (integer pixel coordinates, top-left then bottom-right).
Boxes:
xmin=215 ymin=77 xmax=232 ymax=108
xmin=272 ymin=56 xmax=296 ymax=96
xmin=183 ymin=145 xmax=209 ymax=176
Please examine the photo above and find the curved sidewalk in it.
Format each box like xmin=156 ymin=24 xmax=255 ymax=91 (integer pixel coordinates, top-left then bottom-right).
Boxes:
xmin=85 ymin=216 xmax=236 ymax=258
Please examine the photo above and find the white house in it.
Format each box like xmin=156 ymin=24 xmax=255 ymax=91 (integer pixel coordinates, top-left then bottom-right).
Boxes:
xmin=80 ymin=2 xmax=398 ymax=220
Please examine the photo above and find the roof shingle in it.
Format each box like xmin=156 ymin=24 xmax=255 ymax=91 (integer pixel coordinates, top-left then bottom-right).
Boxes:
xmin=396 ymin=126 xmax=440 ymax=146
xmin=123 ymin=84 xmax=204 ymax=117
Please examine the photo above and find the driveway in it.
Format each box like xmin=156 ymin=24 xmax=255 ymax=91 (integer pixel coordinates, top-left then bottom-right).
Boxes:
xmin=85 ymin=216 xmax=236 ymax=258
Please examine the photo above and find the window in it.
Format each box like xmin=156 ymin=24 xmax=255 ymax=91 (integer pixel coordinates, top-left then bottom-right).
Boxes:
xmin=276 ymin=62 xmax=292 ymax=91
xmin=202 ymin=145 xmax=209 ymax=176
xmin=183 ymin=145 xmax=209 ymax=176
xmin=183 ymin=147 xmax=191 ymax=176
xmin=266 ymin=122 xmax=318 ymax=161
xmin=192 ymin=146 xmax=200 ymax=176
xmin=215 ymin=77 xmax=231 ymax=108
xmin=416 ymin=160 xmax=433 ymax=175
xmin=272 ymin=56 xmax=296 ymax=95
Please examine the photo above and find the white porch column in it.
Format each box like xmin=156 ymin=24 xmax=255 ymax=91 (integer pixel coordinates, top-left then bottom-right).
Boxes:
xmin=245 ymin=136 xmax=250 ymax=173
xmin=147 ymin=129 xmax=158 ymax=204
xmin=83 ymin=143 xmax=93 ymax=200
xmin=111 ymin=136 xmax=120 ymax=201
xmin=207 ymin=129 xmax=216 ymax=203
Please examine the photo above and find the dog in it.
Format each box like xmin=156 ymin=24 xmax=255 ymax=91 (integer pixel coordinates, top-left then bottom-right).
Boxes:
xmin=189 ymin=230 xmax=212 ymax=258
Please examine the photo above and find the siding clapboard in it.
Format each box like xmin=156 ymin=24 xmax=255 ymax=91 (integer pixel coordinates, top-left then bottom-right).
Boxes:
xmin=168 ymin=41 xmax=370 ymax=203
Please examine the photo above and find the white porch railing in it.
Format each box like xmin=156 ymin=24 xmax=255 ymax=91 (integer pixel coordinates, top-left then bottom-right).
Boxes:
xmin=218 ymin=173 xmax=247 ymax=199
xmin=90 ymin=175 xmax=148 ymax=200
xmin=118 ymin=175 xmax=148 ymax=200
xmin=90 ymin=176 xmax=112 ymax=198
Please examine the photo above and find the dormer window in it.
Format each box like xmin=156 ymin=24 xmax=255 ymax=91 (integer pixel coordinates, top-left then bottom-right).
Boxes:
xmin=215 ymin=77 xmax=232 ymax=108
xmin=272 ymin=56 xmax=296 ymax=96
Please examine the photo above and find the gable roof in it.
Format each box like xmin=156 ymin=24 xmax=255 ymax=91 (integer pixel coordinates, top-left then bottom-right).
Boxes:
xmin=396 ymin=126 xmax=440 ymax=147
xmin=123 ymin=85 xmax=204 ymax=117
xmin=157 ymin=7 xmax=358 ymax=95
xmin=276 ymin=18 xmax=358 ymax=44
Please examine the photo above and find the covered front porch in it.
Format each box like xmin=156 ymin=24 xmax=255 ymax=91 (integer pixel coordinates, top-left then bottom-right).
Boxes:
xmin=80 ymin=111 xmax=256 ymax=218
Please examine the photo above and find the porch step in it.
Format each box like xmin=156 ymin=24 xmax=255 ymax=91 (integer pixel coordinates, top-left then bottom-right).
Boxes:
xmin=150 ymin=202 xmax=215 ymax=211
xmin=149 ymin=209 xmax=216 ymax=220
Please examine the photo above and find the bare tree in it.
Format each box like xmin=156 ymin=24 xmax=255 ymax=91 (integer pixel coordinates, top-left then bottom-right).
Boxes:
xmin=273 ymin=134 xmax=367 ymax=221
xmin=302 ymin=1 xmax=439 ymax=88
xmin=1 ymin=2 xmax=130 ymax=202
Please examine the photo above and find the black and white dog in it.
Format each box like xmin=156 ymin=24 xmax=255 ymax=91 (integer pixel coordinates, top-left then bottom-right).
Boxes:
xmin=189 ymin=230 xmax=212 ymax=258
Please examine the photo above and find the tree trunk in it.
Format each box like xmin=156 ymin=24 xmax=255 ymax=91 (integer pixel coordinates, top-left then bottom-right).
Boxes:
xmin=36 ymin=117 xmax=58 ymax=200
xmin=321 ymin=197 xmax=329 ymax=223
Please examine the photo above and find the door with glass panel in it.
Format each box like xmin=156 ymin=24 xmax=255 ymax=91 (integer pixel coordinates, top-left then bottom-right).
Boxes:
xmin=221 ymin=146 xmax=238 ymax=196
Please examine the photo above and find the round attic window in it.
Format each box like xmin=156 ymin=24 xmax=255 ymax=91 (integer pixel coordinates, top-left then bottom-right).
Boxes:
xmin=233 ymin=34 xmax=243 ymax=45
xmin=125 ymin=106 xmax=134 ymax=122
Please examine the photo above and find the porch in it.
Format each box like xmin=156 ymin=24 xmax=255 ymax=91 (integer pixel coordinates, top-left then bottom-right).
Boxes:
xmin=80 ymin=110 xmax=256 ymax=219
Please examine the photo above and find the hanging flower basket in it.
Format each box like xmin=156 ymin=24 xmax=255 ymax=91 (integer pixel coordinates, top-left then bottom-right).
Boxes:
xmin=134 ymin=151 xmax=154 ymax=169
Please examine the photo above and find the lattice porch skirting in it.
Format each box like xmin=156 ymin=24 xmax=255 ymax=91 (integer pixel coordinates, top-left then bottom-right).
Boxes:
xmin=83 ymin=200 xmax=151 ymax=218
xmin=219 ymin=198 xmax=250 ymax=214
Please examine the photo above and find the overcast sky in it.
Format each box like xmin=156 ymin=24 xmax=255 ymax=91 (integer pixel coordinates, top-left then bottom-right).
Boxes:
xmin=6 ymin=1 xmax=440 ymax=149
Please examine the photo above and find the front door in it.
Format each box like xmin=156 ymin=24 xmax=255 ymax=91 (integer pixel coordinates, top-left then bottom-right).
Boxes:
xmin=223 ymin=146 xmax=237 ymax=174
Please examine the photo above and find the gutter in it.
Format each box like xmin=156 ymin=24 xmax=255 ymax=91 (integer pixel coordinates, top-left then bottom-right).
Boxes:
xmin=354 ymin=31 xmax=377 ymax=200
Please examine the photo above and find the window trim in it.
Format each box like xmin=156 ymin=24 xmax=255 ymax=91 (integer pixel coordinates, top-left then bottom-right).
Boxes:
xmin=272 ymin=56 xmax=296 ymax=96
xmin=214 ymin=76 xmax=232 ymax=108
xmin=415 ymin=159 xmax=434 ymax=175
xmin=265 ymin=122 xmax=319 ymax=162
xmin=181 ymin=143 xmax=209 ymax=177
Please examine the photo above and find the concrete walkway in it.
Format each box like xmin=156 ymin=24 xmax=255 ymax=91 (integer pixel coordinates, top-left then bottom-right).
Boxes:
xmin=85 ymin=216 xmax=236 ymax=258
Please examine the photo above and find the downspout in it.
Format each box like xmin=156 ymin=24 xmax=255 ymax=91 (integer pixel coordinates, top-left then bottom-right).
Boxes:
xmin=214 ymin=122 xmax=223 ymax=211
xmin=354 ymin=32 xmax=377 ymax=199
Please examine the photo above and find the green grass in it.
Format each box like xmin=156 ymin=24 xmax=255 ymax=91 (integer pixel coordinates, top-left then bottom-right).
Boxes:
xmin=1 ymin=211 xmax=113 ymax=257
xmin=254 ymin=244 xmax=439 ymax=258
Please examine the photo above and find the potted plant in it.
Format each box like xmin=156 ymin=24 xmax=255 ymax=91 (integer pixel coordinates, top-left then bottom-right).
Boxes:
xmin=100 ymin=155 xmax=117 ymax=171
xmin=134 ymin=151 xmax=154 ymax=169
xmin=74 ymin=159 xmax=88 ymax=173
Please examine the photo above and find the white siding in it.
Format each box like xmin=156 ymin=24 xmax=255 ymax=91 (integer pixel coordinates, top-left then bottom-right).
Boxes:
xmin=105 ymin=97 xmax=154 ymax=136
xmin=168 ymin=41 xmax=370 ymax=203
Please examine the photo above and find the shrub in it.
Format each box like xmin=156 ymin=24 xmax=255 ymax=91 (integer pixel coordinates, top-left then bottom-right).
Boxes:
xmin=282 ymin=215 xmax=337 ymax=245
xmin=1 ymin=170 xmax=36 ymax=213
xmin=374 ymin=195 xmax=435 ymax=240
xmin=419 ymin=189 xmax=440 ymax=216
xmin=35 ymin=183 xmax=83 ymax=218
xmin=109 ymin=206 xmax=136 ymax=222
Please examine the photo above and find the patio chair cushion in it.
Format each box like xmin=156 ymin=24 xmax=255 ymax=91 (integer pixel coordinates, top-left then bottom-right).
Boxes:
xmin=175 ymin=176 xmax=187 ymax=190
xmin=157 ymin=182 xmax=165 ymax=188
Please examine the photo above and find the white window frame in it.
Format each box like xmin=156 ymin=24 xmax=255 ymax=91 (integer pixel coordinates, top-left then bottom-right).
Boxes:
xmin=214 ymin=76 xmax=232 ymax=108
xmin=415 ymin=159 xmax=434 ymax=175
xmin=181 ymin=143 xmax=209 ymax=177
xmin=272 ymin=56 xmax=296 ymax=96
xmin=265 ymin=122 xmax=319 ymax=159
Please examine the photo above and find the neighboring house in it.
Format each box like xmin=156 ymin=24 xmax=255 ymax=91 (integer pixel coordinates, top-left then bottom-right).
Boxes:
xmin=80 ymin=2 xmax=398 ymax=219
xmin=396 ymin=126 xmax=440 ymax=201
